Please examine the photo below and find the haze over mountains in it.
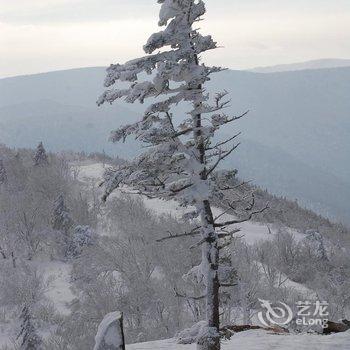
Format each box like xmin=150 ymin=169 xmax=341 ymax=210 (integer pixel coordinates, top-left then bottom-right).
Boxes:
xmin=0 ymin=65 xmax=349 ymax=225
xmin=250 ymin=58 xmax=350 ymax=73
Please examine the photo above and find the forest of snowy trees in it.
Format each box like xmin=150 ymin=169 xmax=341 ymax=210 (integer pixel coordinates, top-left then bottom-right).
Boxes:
xmin=0 ymin=141 xmax=349 ymax=349
xmin=0 ymin=144 xmax=98 ymax=349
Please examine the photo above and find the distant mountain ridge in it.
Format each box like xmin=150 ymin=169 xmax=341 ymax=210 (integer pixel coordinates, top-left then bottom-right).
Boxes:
xmin=0 ymin=66 xmax=349 ymax=225
xmin=250 ymin=58 xmax=350 ymax=73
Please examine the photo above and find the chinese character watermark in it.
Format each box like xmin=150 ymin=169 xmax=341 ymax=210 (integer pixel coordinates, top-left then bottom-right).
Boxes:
xmin=258 ymin=299 xmax=329 ymax=329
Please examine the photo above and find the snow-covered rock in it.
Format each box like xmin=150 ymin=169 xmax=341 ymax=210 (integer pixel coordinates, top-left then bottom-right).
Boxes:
xmin=176 ymin=321 xmax=207 ymax=344
xmin=94 ymin=311 xmax=125 ymax=350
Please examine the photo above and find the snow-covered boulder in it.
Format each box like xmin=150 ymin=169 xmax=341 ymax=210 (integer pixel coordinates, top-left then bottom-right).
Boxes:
xmin=176 ymin=321 xmax=207 ymax=344
xmin=94 ymin=311 xmax=125 ymax=350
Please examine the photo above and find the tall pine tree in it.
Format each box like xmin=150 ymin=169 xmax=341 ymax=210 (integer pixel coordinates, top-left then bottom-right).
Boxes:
xmin=98 ymin=1 xmax=267 ymax=349
xmin=33 ymin=142 xmax=48 ymax=166
xmin=52 ymin=194 xmax=73 ymax=256
xmin=17 ymin=305 xmax=43 ymax=350
xmin=0 ymin=159 xmax=7 ymax=185
xmin=52 ymin=194 xmax=73 ymax=233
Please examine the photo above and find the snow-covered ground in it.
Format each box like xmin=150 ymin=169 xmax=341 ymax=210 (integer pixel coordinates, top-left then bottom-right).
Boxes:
xmin=70 ymin=163 xmax=350 ymax=349
xmin=127 ymin=330 xmax=350 ymax=350
xmin=77 ymin=162 xmax=305 ymax=245
xmin=1 ymin=162 xmax=348 ymax=349
xmin=0 ymin=261 xmax=74 ymax=348
xmin=40 ymin=261 xmax=75 ymax=315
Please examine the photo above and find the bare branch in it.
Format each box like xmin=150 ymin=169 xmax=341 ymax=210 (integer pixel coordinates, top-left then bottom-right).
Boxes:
xmin=189 ymin=238 xmax=206 ymax=249
xmin=220 ymin=282 xmax=238 ymax=287
xmin=217 ymin=228 xmax=241 ymax=238
xmin=174 ymin=288 xmax=206 ymax=300
xmin=206 ymin=132 xmax=242 ymax=151
xmin=168 ymin=183 xmax=194 ymax=196
xmin=156 ymin=227 xmax=201 ymax=243
xmin=218 ymin=180 xmax=252 ymax=191
xmin=226 ymin=110 xmax=249 ymax=123
xmin=207 ymin=143 xmax=240 ymax=176
xmin=213 ymin=208 xmax=232 ymax=222
xmin=214 ymin=204 xmax=269 ymax=228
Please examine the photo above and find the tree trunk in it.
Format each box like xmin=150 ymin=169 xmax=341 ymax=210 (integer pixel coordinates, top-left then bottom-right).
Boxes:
xmin=11 ymin=252 xmax=17 ymax=268
xmin=200 ymin=230 xmax=221 ymax=350
xmin=193 ymin=87 xmax=221 ymax=349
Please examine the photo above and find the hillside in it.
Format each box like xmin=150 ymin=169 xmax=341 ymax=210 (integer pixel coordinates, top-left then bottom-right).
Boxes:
xmin=78 ymin=162 xmax=305 ymax=245
xmin=0 ymin=67 xmax=349 ymax=224
xmin=0 ymin=156 xmax=349 ymax=348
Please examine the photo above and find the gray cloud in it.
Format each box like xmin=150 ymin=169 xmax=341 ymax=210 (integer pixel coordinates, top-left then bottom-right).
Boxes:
xmin=1 ymin=0 xmax=350 ymax=77
xmin=1 ymin=0 xmax=349 ymax=25
xmin=0 ymin=0 xmax=156 ymax=24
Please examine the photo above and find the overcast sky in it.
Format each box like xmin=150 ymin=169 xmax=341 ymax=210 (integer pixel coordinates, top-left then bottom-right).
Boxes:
xmin=1 ymin=0 xmax=350 ymax=78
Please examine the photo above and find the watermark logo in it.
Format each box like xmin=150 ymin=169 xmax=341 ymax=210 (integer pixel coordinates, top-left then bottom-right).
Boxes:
xmin=258 ymin=299 xmax=293 ymax=327
xmin=258 ymin=299 xmax=329 ymax=329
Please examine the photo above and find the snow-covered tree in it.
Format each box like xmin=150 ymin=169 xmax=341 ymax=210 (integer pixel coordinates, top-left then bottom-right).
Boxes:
xmin=0 ymin=159 xmax=7 ymax=185
xmin=51 ymin=194 xmax=74 ymax=257
xmin=17 ymin=305 xmax=43 ymax=350
xmin=98 ymin=1 xmax=267 ymax=349
xmin=33 ymin=142 xmax=48 ymax=166
xmin=52 ymin=194 xmax=73 ymax=233
xmin=68 ymin=225 xmax=95 ymax=257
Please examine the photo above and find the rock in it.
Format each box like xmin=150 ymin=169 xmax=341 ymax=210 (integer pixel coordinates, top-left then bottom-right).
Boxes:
xmin=323 ymin=320 xmax=350 ymax=335
xmin=342 ymin=319 xmax=350 ymax=327
xmin=266 ymin=325 xmax=289 ymax=334
xmin=220 ymin=324 xmax=288 ymax=340
xmin=176 ymin=321 xmax=207 ymax=344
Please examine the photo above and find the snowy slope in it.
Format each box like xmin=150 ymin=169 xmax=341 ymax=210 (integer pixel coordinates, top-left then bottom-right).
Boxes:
xmin=1 ymin=162 xmax=346 ymax=348
xmin=0 ymin=261 xmax=75 ymax=347
xmin=127 ymin=330 xmax=350 ymax=350
xmin=40 ymin=261 xmax=75 ymax=315
xmin=77 ymin=163 xmax=305 ymax=245
xmin=76 ymin=163 xmax=350 ymax=349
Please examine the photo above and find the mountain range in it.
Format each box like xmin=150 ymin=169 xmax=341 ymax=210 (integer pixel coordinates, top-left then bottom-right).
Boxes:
xmin=0 ymin=65 xmax=349 ymax=225
xmin=250 ymin=58 xmax=350 ymax=73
